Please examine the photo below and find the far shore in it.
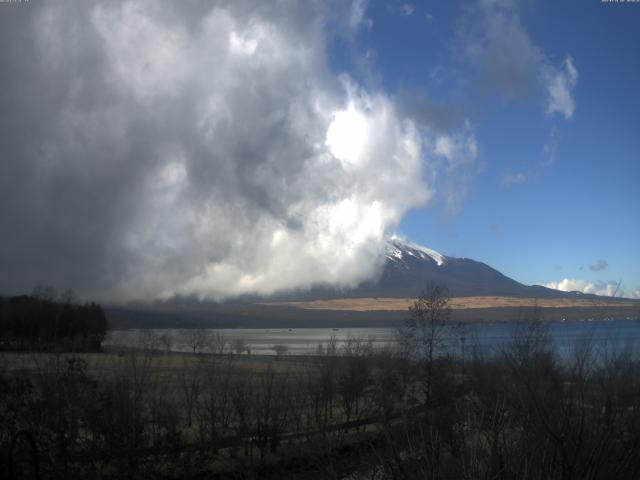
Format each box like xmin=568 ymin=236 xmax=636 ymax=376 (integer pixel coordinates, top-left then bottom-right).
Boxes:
xmin=105 ymin=296 xmax=640 ymax=330
xmin=264 ymin=296 xmax=639 ymax=312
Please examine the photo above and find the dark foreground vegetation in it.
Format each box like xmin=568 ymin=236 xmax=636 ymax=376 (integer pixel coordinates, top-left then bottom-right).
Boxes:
xmin=0 ymin=289 xmax=107 ymax=352
xmin=2 ymin=286 xmax=640 ymax=479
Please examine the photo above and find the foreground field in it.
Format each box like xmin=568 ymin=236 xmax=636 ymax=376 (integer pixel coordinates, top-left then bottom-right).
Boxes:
xmin=1 ymin=346 xmax=413 ymax=479
xmin=267 ymin=295 xmax=639 ymax=311
xmin=3 ymin=323 xmax=640 ymax=479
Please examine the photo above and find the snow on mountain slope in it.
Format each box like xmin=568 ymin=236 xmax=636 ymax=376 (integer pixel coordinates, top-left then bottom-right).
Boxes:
xmin=386 ymin=236 xmax=446 ymax=266
xmin=373 ymin=236 xmax=582 ymax=299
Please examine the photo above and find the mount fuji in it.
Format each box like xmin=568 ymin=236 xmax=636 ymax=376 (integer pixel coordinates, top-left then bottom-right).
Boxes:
xmin=106 ymin=237 xmax=638 ymax=329
xmin=277 ymin=237 xmax=593 ymax=301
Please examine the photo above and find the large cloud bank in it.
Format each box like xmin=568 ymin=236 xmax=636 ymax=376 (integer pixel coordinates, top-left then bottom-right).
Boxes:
xmin=0 ymin=1 xmax=434 ymax=300
xmin=0 ymin=0 xmax=583 ymax=301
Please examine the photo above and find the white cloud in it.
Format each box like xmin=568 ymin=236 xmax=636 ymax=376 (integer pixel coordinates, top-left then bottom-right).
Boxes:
xmin=0 ymin=0 xmax=442 ymax=301
xmin=325 ymin=103 xmax=369 ymax=166
xmin=542 ymin=128 xmax=559 ymax=166
xmin=429 ymin=127 xmax=479 ymax=215
xmin=401 ymin=3 xmax=415 ymax=16
xmin=350 ymin=0 xmax=373 ymax=30
xmin=546 ymin=56 xmax=578 ymax=120
xmin=102 ymin=4 xmax=431 ymax=300
xmin=545 ymin=278 xmax=622 ymax=298
xmin=501 ymin=172 xmax=527 ymax=186
xmin=433 ymin=131 xmax=478 ymax=169
xmin=631 ymin=289 xmax=640 ymax=300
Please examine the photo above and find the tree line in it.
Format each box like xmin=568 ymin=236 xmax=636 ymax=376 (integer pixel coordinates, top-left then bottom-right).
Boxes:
xmin=0 ymin=287 xmax=108 ymax=351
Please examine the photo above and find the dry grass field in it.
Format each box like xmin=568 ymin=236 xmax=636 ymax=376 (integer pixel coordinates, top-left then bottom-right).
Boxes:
xmin=4 ymin=329 xmax=640 ymax=479
xmin=0 ymin=349 xmax=308 ymax=379
xmin=266 ymin=296 xmax=638 ymax=311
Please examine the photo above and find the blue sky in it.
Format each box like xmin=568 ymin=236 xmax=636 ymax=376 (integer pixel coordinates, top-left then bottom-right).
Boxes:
xmin=328 ymin=0 xmax=640 ymax=297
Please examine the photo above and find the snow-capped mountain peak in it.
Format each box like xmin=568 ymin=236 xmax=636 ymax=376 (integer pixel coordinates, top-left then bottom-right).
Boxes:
xmin=386 ymin=236 xmax=446 ymax=266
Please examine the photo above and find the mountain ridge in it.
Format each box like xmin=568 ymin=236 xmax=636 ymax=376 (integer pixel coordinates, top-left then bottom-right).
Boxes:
xmin=261 ymin=237 xmax=609 ymax=302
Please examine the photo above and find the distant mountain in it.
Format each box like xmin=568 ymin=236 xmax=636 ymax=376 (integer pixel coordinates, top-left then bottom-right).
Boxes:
xmin=105 ymin=238 xmax=638 ymax=329
xmin=372 ymin=237 xmax=579 ymax=298
xmin=271 ymin=237 xmax=605 ymax=301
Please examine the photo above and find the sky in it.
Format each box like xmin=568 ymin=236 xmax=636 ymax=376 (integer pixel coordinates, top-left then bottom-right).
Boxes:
xmin=0 ymin=0 xmax=638 ymax=301
xmin=335 ymin=0 xmax=640 ymax=299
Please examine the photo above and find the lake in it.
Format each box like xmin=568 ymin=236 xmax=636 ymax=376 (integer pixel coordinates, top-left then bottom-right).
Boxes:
xmin=104 ymin=319 xmax=640 ymax=359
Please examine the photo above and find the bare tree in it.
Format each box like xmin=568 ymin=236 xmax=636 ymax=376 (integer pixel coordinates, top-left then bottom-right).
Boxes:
xmin=196 ymin=356 xmax=234 ymax=448
xmin=136 ymin=330 xmax=160 ymax=352
xmin=180 ymin=329 xmax=209 ymax=354
xmin=180 ymin=357 xmax=204 ymax=428
xmin=232 ymin=338 xmax=248 ymax=355
xmin=208 ymin=331 xmax=227 ymax=355
xmin=31 ymin=284 xmax=56 ymax=302
xmin=253 ymin=366 xmax=293 ymax=457
xmin=451 ymin=321 xmax=471 ymax=372
xmin=402 ymin=284 xmax=451 ymax=408
xmin=158 ymin=332 xmax=173 ymax=353
xmin=272 ymin=344 xmax=289 ymax=359
xmin=59 ymin=288 xmax=77 ymax=305
xmin=339 ymin=336 xmax=373 ymax=425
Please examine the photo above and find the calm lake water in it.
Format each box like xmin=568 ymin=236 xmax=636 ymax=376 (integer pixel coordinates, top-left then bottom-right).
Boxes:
xmin=104 ymin=319 xmax=640 ymax=359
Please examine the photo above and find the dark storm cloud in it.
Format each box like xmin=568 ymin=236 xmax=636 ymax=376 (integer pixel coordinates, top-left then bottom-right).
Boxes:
xmin=0 ymin=0 xmax=578 ymax=301
xmin=0 ymin=0 xmax=433 ymax=300
xmin=0 ymin=1 xmax=136 ymax=294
